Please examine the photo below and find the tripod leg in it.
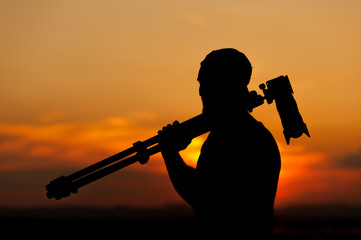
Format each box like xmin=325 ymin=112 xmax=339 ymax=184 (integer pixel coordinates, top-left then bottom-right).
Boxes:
xmin=73 ymin=155 xmax=140 ymax=190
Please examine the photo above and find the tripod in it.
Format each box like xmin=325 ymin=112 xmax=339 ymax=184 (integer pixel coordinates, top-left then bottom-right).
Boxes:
xmin=46 ymin=75 xmax=310 ymax=200
xmin=46 ymin=114 xmax=209 ymax=200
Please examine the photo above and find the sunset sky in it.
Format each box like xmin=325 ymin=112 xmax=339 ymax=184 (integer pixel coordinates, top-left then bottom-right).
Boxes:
xmin=1 ymin=0 xmax=361 ymax=209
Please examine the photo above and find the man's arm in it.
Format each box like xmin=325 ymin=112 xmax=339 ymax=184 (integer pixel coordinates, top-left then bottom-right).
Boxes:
xmin=158 ymin=122 xmax=197 ymax=208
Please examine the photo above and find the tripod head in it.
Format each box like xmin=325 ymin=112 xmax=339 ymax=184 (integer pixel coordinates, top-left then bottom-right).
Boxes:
xmin=248 ymin=75 xmax=310 ymax=144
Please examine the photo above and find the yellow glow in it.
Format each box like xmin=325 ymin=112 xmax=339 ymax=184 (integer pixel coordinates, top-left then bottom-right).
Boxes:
xmin=181 ymin=133 xmax=209 ymax=168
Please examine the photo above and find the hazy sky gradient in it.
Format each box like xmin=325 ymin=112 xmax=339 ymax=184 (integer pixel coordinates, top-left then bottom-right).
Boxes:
xmin=1 ymin=0 xmax=361 ymax=208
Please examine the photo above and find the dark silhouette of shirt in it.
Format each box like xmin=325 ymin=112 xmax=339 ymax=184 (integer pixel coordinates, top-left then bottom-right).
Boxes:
xmin=194 ymin=112 xmax=280 ymax=237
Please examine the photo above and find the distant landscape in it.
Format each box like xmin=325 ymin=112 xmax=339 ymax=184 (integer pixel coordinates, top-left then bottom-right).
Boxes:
xmin=1 ymin=204 xmax=360 ymax=239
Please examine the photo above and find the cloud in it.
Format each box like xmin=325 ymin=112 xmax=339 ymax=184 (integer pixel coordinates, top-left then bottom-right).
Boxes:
xmin=0 ymin=114 xmax=160 ymax=171
xmin=333 ymin=149 xmax=361 ymax=169
xmin=0 ymin=114 xmax=183 ymax=207
xmin=3 ymin=116 xmax=361 ymax=209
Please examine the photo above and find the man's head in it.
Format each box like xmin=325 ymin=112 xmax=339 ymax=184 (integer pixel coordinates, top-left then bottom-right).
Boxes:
xmin=198 ymin=48 xmax=252 ymax=118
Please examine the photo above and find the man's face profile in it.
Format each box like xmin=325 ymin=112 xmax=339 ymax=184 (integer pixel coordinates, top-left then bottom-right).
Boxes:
xmin=197 ymin=48 xmax=252 ymax=118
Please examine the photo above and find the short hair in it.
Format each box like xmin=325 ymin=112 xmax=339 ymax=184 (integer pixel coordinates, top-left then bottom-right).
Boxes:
xmin=198 ymin=48 xmax=252 ymax=86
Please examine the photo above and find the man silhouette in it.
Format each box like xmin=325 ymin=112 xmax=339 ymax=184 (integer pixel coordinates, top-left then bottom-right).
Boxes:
xmin=158 ymin=48 xmax=281 ymax=238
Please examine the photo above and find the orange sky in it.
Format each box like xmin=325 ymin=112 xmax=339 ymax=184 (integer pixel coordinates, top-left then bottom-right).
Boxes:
xmin=1 ymin=1 xmax=361 ymax=208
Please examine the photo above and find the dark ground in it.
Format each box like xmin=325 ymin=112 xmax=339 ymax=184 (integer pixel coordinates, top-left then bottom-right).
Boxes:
xmin=1 ymin=204 xmax=361 ymax=239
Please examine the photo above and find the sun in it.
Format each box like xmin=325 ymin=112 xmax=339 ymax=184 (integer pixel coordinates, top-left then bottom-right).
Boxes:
xmin=180 ymin=133 xmax=209 ymax=168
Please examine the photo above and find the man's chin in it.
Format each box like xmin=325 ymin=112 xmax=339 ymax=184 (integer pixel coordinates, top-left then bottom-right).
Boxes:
xmin=202 ymin=110 xmax=220 ymax=123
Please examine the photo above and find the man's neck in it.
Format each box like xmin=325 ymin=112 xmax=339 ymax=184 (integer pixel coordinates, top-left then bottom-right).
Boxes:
xmin=207 ymin=108 xmax=254 ymax=129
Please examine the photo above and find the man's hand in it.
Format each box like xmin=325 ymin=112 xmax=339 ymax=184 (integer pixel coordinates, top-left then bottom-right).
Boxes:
xmin=158 ymin=121 xmax=192 ymax=152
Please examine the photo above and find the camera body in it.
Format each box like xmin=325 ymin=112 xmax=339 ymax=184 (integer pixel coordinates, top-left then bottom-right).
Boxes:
xmin=248 ymin=75 xmax=310 ymax=144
